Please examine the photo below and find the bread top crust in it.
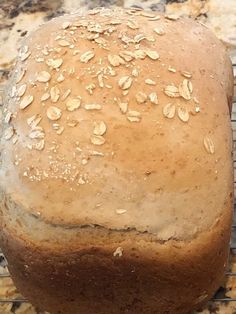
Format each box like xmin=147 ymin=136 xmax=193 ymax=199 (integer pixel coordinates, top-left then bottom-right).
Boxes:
xmin=0 ymin=7 xmax=233 ymax=240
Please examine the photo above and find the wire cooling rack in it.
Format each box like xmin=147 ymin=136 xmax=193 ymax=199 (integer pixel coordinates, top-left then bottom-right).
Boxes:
xmin=0 ymin=63 xmax=235 ymax=311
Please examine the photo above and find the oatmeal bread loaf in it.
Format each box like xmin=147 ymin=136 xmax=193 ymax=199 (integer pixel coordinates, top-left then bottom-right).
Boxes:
xmin=0 ymin=7 xmax=234 ymax=314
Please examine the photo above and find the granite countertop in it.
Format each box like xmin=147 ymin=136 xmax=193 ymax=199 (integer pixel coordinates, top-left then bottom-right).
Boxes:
xmin=0 ymin=1 xmax=235 ymax=313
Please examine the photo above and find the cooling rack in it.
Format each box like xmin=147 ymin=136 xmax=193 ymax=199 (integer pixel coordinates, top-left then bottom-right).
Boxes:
xmin=0 ymin=62 xmax=235 ymax=312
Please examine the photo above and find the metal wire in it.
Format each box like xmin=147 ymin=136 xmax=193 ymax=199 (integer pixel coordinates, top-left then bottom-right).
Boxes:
xmin=214 ymin=298 xmax=236 ymax=302
xmin=0 ymin=299 xmax=28 ymax=303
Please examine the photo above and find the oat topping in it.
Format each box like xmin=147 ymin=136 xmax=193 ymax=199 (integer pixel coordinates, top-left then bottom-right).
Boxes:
xmin=58 ymin=39 xmax=70 ymax=47
xmin=7 ymin=8 xmax=205 ymax=186
xmin=62 ymin=21 xmax=71 ymax=29
xmin=168 ymin=66 xmax=176 ymax=73
xmin=47 ymin=106 xmax=62 ymax=121
xmin=127 ymin=110 xmax=141 ymax=122
xmin=10 ymin=86 xmax=17 ymax=98
xmin=179 ymin=79 xmax=192 ymax=100
xmin=127 ymin=19 xmax=139 ymax=29
xmin=86 ymin=83 xmax=96 ymax=95
xmin=80 ymin=51 xmax=95 ymax=63
xmin=41 ymin=93 xmax=50 ymax=102
xmin=81 ymin=158 xmax=88 ymax=165
xmin=17 ymin=84 xmax=27 ymax=97
xmin=117 ymin=99 xmax=128 ymax=114
xmin=165 ymin=14 xmax=179 ymax=21
xmin=134 ymin=34 xmax=147 ymax=43
xmin=12 ymin=136 xmax=18 ymax=144
xmin=154 ymin=27 xmax=165 ymax=35
xmin=203 ymin=136 xmax=215 ymax=154
xmin=55 ymin=125 xmax=64 ymax=135
xmin=145 ymin=79 xmax=156 ymax=85
xmin=20 ymin=47 xmax=31 ymax=61
xmin=145 ymin=50 xmax=159 ymax=60
xmin=118 ymin=76 xmax=133 ymax=90
xmin=136 ymin=92 xmax=147 ymax=104
xmin=141 ymin=11 xmax=156 ymax=18
xmin=62 ymin=89 xmax=71 ymax=101
xmin=27 ymin=114 xmax=42 ymax=128
xmin=90 ymin=150 xmax=104 ymax=157
xmin=19 ymin=95 xmax=34 ymax=110
xmin=57 ymin=73 xmax=65 ymax=82
xmin=50 ymin=86 xmax=60 ymax=103
xmin=113 ymin=247 xmax=123 ymax=257
xmin=29 ymin=127 xmax=45 ymax=139
xmin=66 ymin=98 xmax=81 ymax=111
xmin=93 ymin=121 xmax=107 ymax=136
xmin=149 ymin=92 xmax=158 ymax=105
xmin=134 ymin=50 xmax=146 ymax=59
xmin=34 ymin=140 xmax=45 ymax=151
xmin=181 ymin=71 xmax=192 ymax=78
xmin=132 ymin=68 xmax=139 ymax=77
xmin=119 ymin=51 xmax=134 ymax=62
xmin=4 ymin=127 xmax=14 ymax=140
xmin=46 ymin=58 xmax=63 ymax=69
xmin=16 ymin=69 xmax=26 ymax=83
xmin=177 ymin=106 xmax=189 ymax=122
xmin=84 ymin=104 xmax=102 ymax=110
xmin=148 ymin=15 xmax=161 ymax=21
xmin=67 ymin=119 xmax=79 ymax=127
xmin=116 ymin=209 xmax=127 ymax=214
xmin=78 ymin=177 xmax=86 ymax=185
xmin=20 ymin=45 xmax=28 ymax=54
xmin=163 ymin=103 xmax=176 ymax=118
xmin=94 ymin=37 xmax=107 ymax=45
xmin=164 ymin=85 xmax=179 ymax=98
xmin=42 ymin=46 xmax=49 ymax=56
xmin=37 ymin=71 xmax=51 ymax=82
xmin=108 ymin=54 xmax=125 ymax=67
xmin=90 ymin=135 xmax=106 ymax=145
xmin=4 ymin=111 xmax=12 ymax=124
xmin=193 ymin=97 xmax=199 ymax=104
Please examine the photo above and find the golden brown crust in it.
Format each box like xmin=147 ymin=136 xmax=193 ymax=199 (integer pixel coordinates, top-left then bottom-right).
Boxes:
xmin=0 ymin=8 xmax=233 ymax=240
xmin=0 ymin=7 xmax=234 ymax=314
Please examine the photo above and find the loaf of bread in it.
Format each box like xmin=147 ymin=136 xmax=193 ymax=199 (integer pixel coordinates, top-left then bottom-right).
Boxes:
xmin=0 ymin=7 xmax=234 ymax=314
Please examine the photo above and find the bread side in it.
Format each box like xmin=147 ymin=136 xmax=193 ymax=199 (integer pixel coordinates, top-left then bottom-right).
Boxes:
xmin=0 ymin=197 xmax=232 ymax=314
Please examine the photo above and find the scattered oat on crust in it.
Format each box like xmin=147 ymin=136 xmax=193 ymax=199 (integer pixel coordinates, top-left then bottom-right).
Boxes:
xmin=46 ymin=106 xmax=62 ymax=121
xmin=149 ymin=92 xmax=158 ymax=105
xmin=203 ymin=135 xmax=215 ymax=154
xmin=177 ymin=106 xmax=189 ymax=122
xmin=19 ymin=95 xmax=34 ymax=110
xmin=80 ymin=51 xmax=95 ymax=63
xmin=113 ymin=247 xmax=123 ymax=257
xmin=164 ymin=85 xmax=179 ymax=98
xmin=37 ymin=71 xmax=51 ymax=83
xmin=66 ymin=98 xmax=81 ymax=111
xmin=163 ymin=103 xmax=176 ymax=119
xmin=90 ymin=135 xmax=106 ymax=145
xmin=93 ymin=121 xmax=107 ymax=136
xmin=116 ymin=209 xmax=127 ymax=215
xmin=118 ymin=76 xmax=133 ymax=90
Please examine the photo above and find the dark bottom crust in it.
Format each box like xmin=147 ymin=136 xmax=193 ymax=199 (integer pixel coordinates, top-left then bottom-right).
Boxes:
xmin=0 ymin=212 xmax=232 ymax=314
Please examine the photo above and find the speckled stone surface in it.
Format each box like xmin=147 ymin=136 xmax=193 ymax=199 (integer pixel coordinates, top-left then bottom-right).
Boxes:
xmin=0 ymin=1 xmax=235 ymax=313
